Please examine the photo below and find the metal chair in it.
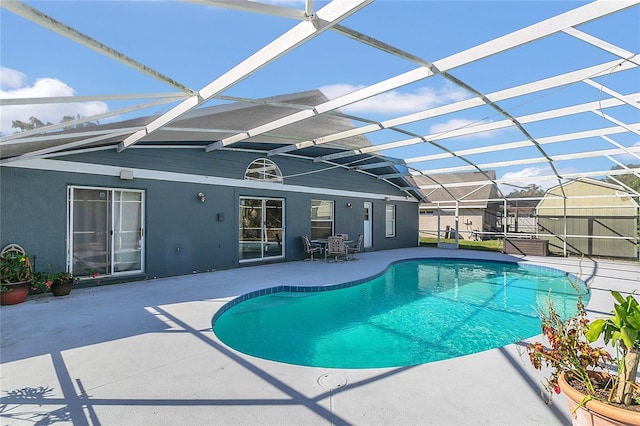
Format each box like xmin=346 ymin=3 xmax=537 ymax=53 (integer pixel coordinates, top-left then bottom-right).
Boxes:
xmin=301 ymin=236 xmax=323 ymax=261
xmin=325 ymin=236 xmax=347 ymax=262
xmin=346 ymin=234 xmax=363 ymax=260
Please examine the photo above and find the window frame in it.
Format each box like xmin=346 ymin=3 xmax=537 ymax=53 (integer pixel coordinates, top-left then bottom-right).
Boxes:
xmin=244 ymin=158 xmax=283 ymax=183
xmin=310 ymin=199 xmax=334 ymax=240
xmin=385 ymin=204 xmax=396 ymax=237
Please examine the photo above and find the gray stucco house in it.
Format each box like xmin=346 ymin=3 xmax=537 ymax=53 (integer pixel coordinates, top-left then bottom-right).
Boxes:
xmin=1 ymin=91 xmax=420 ymax=281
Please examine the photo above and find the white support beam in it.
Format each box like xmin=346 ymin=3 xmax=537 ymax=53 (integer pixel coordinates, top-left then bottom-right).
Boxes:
xmin=1 ymin=1 xmax=193 ymax=94
xmin=0 ymin=127 xmax=144 ymax=145
xmin=413 ymin=168 xmax=640 ymax=190
xmin=269 ymin=58 xmax=636 ymax=156
xmin=405 ymin=123 xmax=640 ymax=165
xmin=305 ymin=0 xmax=315 ymax=18
xmin=592 ymin=111 xmax=640 ymax=136
xmin=600 ymin=135 xmax=640 ymax=161
xmin=1 ymin=130 xmax=135 ymax=164
xmin=183 ymin=0 xmax=309 ymax=20
xmin=316 ymin=93 xmax=640 ymax=162
xmin=228 ymin=0 xmax=638 ymax=154
xmin=605 ymin=155 xmax=640 ymax=178
xmin=0 ymin=92 xmax=187 ymax=106
xmin=583 ymin=78 xmax=640 ymax=110
xmin=562 ymin=27 xmax=638 ymax=63
xmin=415 ymin=146 xmax=640 ymax=175
xmin=1 ymin=97 xmax=179 ymax=143
xmin=120 ymin=0 xmax=373 ymax=151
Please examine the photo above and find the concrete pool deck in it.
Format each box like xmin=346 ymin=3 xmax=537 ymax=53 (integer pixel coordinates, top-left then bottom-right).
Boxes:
xmin=1 ymin=247 xmax=639 ymax=425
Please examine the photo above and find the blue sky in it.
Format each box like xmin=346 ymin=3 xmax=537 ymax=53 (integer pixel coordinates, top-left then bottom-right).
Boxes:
xmin=1 ymin=1 xmax=639 ymax=192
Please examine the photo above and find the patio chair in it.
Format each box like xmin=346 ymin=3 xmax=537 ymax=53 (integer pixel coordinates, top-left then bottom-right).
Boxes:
xmin=335 ymin=233 xmax=348 ymax=241
xmin=326 ymin=236 xmax=347 ymax=262
xmin=346 ymin=234 xmax=363 ymax=260
xmin=301 ymin=236 xmax=323 ymax=261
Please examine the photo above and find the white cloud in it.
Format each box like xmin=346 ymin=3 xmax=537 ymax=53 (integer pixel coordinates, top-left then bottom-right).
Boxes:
xmin=428 ymin=117 xmax=509 ymax=140
xmin=319 ymin=83 xmax=469 ymax=115
xmin=0 ymin=67 xmax=108 ymax=135
xmin=430 ymin=118 xmax=477 ymax=135
xmin=0 ymin=67 xmax=26 ymax=90
xmin=499 ymin=166 xmax=558 ymax=195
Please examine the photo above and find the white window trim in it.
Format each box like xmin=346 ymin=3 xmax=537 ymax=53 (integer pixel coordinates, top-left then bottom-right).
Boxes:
xmin=385 ymin=204 xmax=396 ymax=237
xmin=311 ymin=199 xmax=334 ymax=239
xmin=244 ymin=158 xmax=283 ymax=183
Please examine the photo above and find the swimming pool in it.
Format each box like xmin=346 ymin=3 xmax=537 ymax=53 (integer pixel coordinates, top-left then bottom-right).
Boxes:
xmin=212 ymin=259 xmax=588 ymax=369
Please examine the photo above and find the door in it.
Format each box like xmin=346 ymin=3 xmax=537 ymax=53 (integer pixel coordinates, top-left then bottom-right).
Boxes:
xmin=239 ymin=197 xmax=284 ymax=262
xmin=363 ymin=201 xmax=372 ymax=249
xmin=69 ymin=187 xmax=144 ymax=276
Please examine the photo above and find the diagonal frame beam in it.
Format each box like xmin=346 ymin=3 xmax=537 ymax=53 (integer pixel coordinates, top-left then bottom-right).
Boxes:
xmin=206 ymin=0 xmax=636 ymax=153
xmin=119 ymin=0 xmax=373 ymax=152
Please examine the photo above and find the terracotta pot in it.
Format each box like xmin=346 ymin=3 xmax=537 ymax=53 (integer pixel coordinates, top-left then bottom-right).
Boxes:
xmin=50 ymin=280 xmax=73 ymax=297
xmin=0 ymin=282 xmax=30 ymax=305
xmin=559 ymin=371 xmax=640 ymax=426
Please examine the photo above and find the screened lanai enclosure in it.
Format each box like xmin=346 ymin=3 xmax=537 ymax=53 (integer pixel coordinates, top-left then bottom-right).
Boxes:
xmin=1 ymin=0 xmax=639 ymax=272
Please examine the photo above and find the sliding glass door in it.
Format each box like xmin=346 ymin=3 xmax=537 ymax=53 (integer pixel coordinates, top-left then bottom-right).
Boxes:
xmin=68 ymin=186 xmax=144 ymax=276
xmin=239 ymin=197 xmax=284 ymax=262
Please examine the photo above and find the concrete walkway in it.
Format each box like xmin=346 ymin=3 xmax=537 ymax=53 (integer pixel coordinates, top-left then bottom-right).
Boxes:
xmin=1 ymin=248 xmax=639 ymax=425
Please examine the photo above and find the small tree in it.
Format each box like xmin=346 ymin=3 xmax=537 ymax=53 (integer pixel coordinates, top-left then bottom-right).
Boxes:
xmin=11 ymin=116 xmax=52 ymax=132
xmin=605 ymin=165 xmax=640 ymax=193
xmin=506 ymin=184 xmax=545 ymax=198
xmin=586 ymin=291 xmax=640 ymax=406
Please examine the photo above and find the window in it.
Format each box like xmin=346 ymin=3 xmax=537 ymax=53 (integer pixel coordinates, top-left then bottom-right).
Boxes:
xmin=239 ymin=197 xmax=284 ymax=262
xmin=68 ymin=186 xmax=145 ymax=276
xmin=311 ymin=200 xmax=334 ymax=239
xmin=385 ymin=204 xmax=396 ymax=237
xmin=245 ymin=158 xmax=283 ymax=183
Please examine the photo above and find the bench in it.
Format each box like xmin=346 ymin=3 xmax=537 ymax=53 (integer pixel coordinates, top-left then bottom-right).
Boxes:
xmin=504 ymin=238 xmax=548 ymax=256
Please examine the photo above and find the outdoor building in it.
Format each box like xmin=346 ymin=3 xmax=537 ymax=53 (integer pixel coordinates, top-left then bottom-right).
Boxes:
xmin=536 ymin=178 xmax=639 ymax=259
xmin=0 ymin=91 xmax=420 ymax=280
xmin=504 ymin=199 xmax=539 ymax=235
xmin=416 ymin=171 xmax=500 ymax=241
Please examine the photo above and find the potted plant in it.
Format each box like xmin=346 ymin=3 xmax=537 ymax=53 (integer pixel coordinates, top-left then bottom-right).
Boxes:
xmin=34 ymin=266 xmax=77 ymax=297
xmin=0 ymin=252 xmax=33 ymax=305
xmin=526 ymin=290 xmax=640 ymax=425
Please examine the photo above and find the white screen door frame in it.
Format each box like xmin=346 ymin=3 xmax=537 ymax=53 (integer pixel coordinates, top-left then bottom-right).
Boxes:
xmin=68 ymin=186 xmax=145 ymax=276
xmin=363 ymin=201 xmax=372 ymax=249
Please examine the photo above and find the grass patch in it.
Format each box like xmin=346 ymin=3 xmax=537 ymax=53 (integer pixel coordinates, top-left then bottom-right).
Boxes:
xmin=419 ymin=238 xmax=503 ymax=252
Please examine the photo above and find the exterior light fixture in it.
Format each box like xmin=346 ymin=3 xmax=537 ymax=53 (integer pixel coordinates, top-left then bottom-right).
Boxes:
xmin=119 ymin=170 xmax=134 ymax=180
xmin=346 ymin=202 xmax=353 ymax=209
xmin=197 ymin=192 xmax=206 ymax=203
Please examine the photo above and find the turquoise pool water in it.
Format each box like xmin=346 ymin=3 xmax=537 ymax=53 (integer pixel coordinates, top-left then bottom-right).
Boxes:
xmin=212 ymin=259 xmax=588 ymax=368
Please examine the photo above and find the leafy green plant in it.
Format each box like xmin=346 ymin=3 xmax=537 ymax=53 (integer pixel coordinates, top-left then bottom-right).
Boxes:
xmin=586 ymin=291 xmax=640 ymax=406
xmin=0 ymin=252 xmax=32 ymax=284
xmin=33 ymin=266 xmax=77 ymax=293
xmin=526 ymin=294 xmax=611 ymax=402
xmin=527 ymin=287 xmax=640 ymax=412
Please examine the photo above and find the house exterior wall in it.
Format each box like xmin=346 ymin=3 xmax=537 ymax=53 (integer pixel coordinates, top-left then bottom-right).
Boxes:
xmin=0 ymin=149 xmax=418 ymax=280
xmin=536 ymin=181 xmax=638 ymax=259
xmin=538 ymin=215 xmax=637 ymax=259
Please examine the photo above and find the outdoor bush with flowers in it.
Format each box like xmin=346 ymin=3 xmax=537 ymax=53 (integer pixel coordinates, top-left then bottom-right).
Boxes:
xmin=33 ymin=267 xmax=102 ymax=294
xmin=1 ymin=252 xmax=33 ymax=290
xmin=33 ymin=267 xmax=77 ymax=293
xmin=526 ymin=286 xmax=640 ymax=417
